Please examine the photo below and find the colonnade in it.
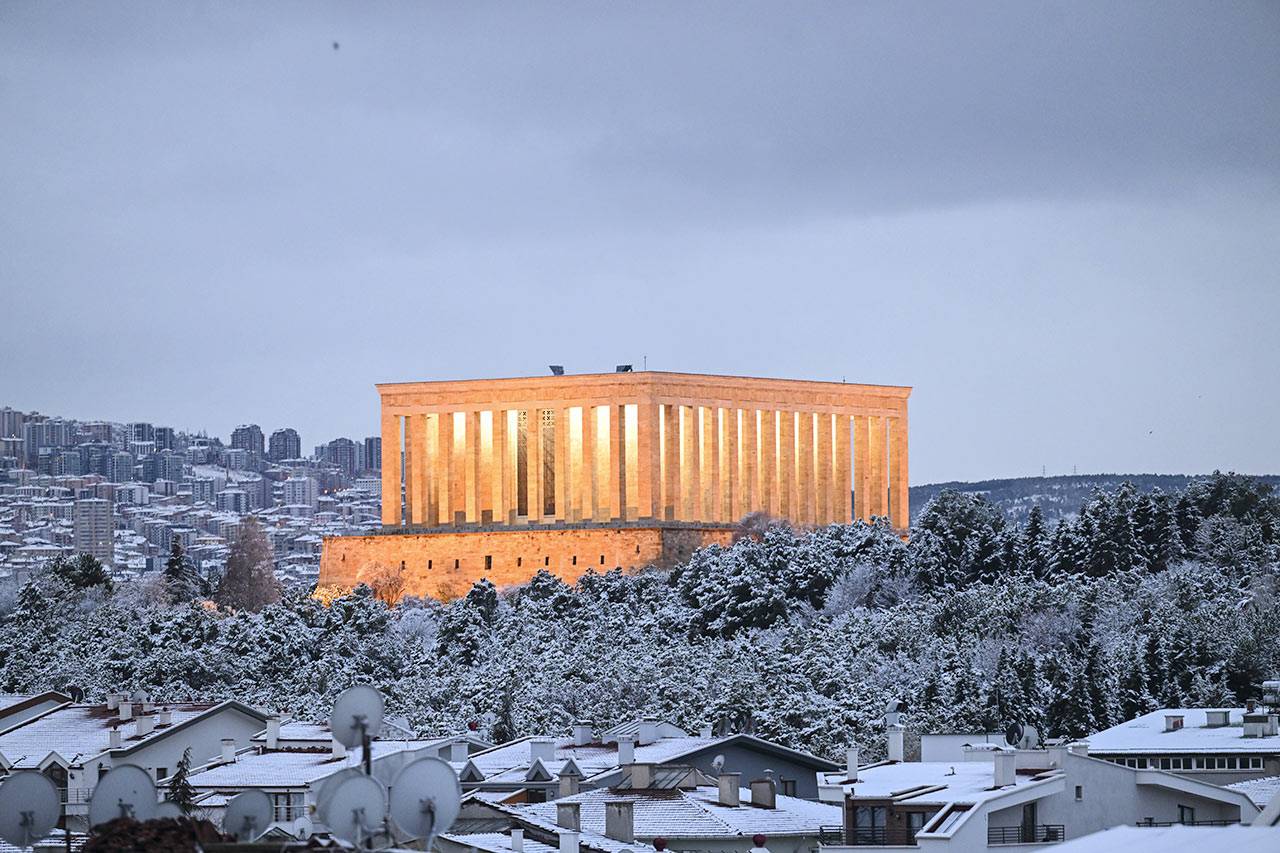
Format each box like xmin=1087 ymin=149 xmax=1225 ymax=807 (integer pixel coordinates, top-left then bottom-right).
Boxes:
xmin=379 ymin=373 xmax=910 ymax=531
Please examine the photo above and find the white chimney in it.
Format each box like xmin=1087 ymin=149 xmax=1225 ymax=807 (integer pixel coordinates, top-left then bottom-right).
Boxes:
xmin=332 ymin=736 xmax=347 ymax=759
xmin=557 ymin=802 xmax=581 ymax=831
xmin=558 ymin=830 xmax=579 ymax=853
xmin=617 ymin=735 xmax=635 ymax=766
xmin=1047 ymin=745 xmax=1068 ymax=768
xmin=846 ymin=747 xmax=859 ymax=781
xmin=157 ymin=708 xmax=172 ymax=726
xmin=108 ymin=727 xmax=122 ymax=749
xmin=1067 ymin=741 xmax=1089 ymax=757
xmin=266 ymin=716 xmax=281 ymax=750
xmin=887 ymin=725 xmax=905 ymax=762
xmin=220 ymin=737 xmax=236 ymax=764
xmin=511 ymin=829 xmax=524 ymax=853
xmin=605 ymin=800 xmax=635 ymax=842
xmin=573 ymin=721 xmax=594 ymax=747
xmin=719 ymin=772 xmax=741 ymax=807
xmin=638 ymin=718 xmax=659 ymax=746
xmin=699 ymin=723 xmax=714 ymax=739
xmin=134 ymin=714 xmax=155 ymax=738
xmin=560 ymin=767 xmax=581 ymax=798
xmin=530 ymin=737 xmax=556 ymax=765
xmin=1164 ymin=715 xmax=1184 ymax=732
xmin=450 ymin=740 xmax=469 ymax=762
xmin=118 ymin=701 xmax=133 ymax=722
xmin=106 ymin=694 xmax=120 ymax=711
xmin=750 ymin=778 xmax=777 ymax=809
xmin=1205 ymin=710 xmax=1230 ymax=728
xmin=630 ymin=763 xmax=654 ymax=790
xmin=994 ymin=749 xmax=1016 ymax=787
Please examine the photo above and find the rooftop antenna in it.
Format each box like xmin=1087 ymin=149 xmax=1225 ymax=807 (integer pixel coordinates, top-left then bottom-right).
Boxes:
xmin=329 ymin=685 xmax=385 ymax=777
xmin=224 ymin=789 xmax=273 ymax=842
xmin=0 ymin=771 xmax=61 ymax=850
xmin=321 ymin=774 xmax=387 ymax=848
xmin=388 ymin=756 xmax=462 ymax=847
xmin=87 ymin=764 xmax=156 ymax=828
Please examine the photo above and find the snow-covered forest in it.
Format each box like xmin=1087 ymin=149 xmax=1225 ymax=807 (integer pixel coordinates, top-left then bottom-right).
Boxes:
xmin=1 ymin=473 xmax=1276 ymax=763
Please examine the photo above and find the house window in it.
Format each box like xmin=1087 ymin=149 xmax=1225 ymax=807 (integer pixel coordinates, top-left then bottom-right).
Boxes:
xmin=852 ymin=806 xmax=886 ymax=844
xmin=1075 ymin=785 xmax=1083 ymax=801
xmin=1178 ymin=805 xmax=1195 ymax=824
xmin=780 ymin=779 xmax=797 ymax=797
xmin=156 ymin=767 xmax=168 ymax=781
xmin=1160 ymin=758 xmax=1171 ymax=769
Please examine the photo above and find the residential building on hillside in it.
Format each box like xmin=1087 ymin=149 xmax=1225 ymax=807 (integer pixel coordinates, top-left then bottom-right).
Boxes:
xmin=269 ymin=427 xmax=302 ymax=462
xmin=72 ymin=497 xmax=112 ymax=563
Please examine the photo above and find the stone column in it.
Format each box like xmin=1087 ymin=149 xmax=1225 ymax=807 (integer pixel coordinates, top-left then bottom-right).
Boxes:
xmin=681 ymin=404 xmax=700 ymax=520
xmin=465 ymin=410 xmax=481 ymax=523
xmin=798 ymin=411 xmax=815 ymax=525
xmin=478 ymin=411 xmax=494 ymax=524
xmin=380 ymin=409 xmax=401 ymax=526
xmin=527 ymin=409 xmax=542 ymax=523
xmin=834 ymin=414 xmax=852 ymax=523
xmin=609 ymin=405 xmax=624 ymax=521
xmin=582 ymin=405 xmax=597 ymax=521
xmin=435 ymin=412 xmax=451 ymax=525
xmin=853 ymin=415 xmax=869 ymax=522
xmin=778 ymin=410 xmax=795 ymax=521
xmin=702 ymin=406 xmax=719 ymax=523
xmin=890 ymin=413 xmax=909 ymax=531
xmin=405 ymin=413 xmax=427 ymax=526
xmin=741 ymin=409 xmax=758 ymax=517
xmin=816 ymin=412 xmax=833 ymax=524
xmin=555 ymin=406 xmax=570 ymax=521
xmin=636 ymin=400 xmax=660 ymax=521
xmin=868 ymin=415 xmax=887 ymax=518
xmin=492 ymin=409 xmax=507 ymax=525
xmin=723 ymin=408 xmax=739 ymax=522
xmin=662 ymin=403 xmax=679 ymax=520
xmin=760 ymin=410 xmax=777 ymax=517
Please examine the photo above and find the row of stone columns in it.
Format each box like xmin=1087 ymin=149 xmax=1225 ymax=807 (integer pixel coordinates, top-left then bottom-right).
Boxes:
xmin=382 ymin=402 xmax=908 ymax=530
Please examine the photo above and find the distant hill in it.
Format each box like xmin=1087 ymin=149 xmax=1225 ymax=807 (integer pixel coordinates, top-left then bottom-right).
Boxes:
xmin=909 ymin=473 xmax=1280 ymax=524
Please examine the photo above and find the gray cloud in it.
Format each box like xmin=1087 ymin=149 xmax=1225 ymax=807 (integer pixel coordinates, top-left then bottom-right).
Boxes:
xmin=2 ymin=1 xmax=1277 ymax=481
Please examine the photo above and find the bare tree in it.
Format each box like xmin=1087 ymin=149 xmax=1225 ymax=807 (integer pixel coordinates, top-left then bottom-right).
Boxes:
xmin=357 ymin=561 xmax=406 ymax=605
xmin=214 ymin=517 xmax=281 ymax=612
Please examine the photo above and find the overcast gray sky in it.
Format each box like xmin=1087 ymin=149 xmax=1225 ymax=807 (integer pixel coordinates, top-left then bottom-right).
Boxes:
xmin=3 ymin=2 xmax=1278 ymax=483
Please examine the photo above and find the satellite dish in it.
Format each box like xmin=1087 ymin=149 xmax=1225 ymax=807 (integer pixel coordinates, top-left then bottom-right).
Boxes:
xmin=329 ymin=686 xmax=385 ymax=749
xmin=66 ymin=684 xmax=85 ymax=703
xmin=0 ymin=771 xmax=61 ymax=848
xmin=293 ymin=816 xmax=314 ymax=838
xmin=224 ymin=789 xmax=273 ymax=841
xmin=711 ymin=754 xmax=726 ymax=774
xmin=323 ymin=774 xmax=386 ymax=845
xmin=1004 ymin=722 xmax=1025 ymax=748
xmin=88 ymin=764 xmax=157 ymax=828
xmin=384 ymin=715 xmax=412 ymax=738
xmin=130 ymin=690 xmax=150 ymax=705
xmin=154 ymin=801 xmax=183 ymax=819
xmin=315 ymin=767 xmax=365 ymax=825
xmin=388 ymin=757 xmax=461 ymax=845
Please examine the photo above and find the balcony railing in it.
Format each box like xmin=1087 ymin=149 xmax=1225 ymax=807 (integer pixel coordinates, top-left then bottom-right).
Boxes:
xmin=59 ymin=788 xmax=94 ymax=805
xmin=821 ymin=826 xmax=920 ymax=846
xmin=1136 ymin=819 xmax=1238 ymax=828
xmin=273 ymin=803 xmax=306 ymax=822
xmin=988 ymin=825 xmax=1065 ymax=845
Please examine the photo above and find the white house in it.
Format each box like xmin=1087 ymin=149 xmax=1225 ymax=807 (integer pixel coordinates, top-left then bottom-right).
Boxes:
xmin=1087 ymin=707 xmax=1280 ymax=785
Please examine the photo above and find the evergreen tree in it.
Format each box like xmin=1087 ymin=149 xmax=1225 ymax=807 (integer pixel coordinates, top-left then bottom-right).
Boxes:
xmin=49 ymin=553 xmax=113 ymax=591
xmin=1019 ymin=506 xmax=1050 ymax=579
xmin=163 ymin=539 xmax=199 ymax=601
xmin=214 ymin=518 xmax=281 ymax=612
xmin=166 ymin=748 xmax=196 ymax=814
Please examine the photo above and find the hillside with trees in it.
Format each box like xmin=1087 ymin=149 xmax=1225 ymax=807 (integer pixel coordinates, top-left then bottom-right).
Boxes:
xmin=0 ymin=472 xmax=1276 ymax=763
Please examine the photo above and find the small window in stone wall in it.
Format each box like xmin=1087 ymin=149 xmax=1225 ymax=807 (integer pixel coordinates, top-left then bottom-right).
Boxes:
xmin=599 ymin=554 xmax=605 ymax=564
xmin=517 ymin=557 xmax=522 ymax=567
xmin=454 ymin=559 xmax=459 ymax=569
xmin=485 ymin=555 xmax=492 ymax=570
xmin=428 ymin=560 xmax=432 ymax=569
xmin=572 ymin=556 xmax=577 ymax=566
xmin=1075 ymin=785 xmax=1083 ymax=801
xmin=544 ymin=556 xmax=549 ymax=566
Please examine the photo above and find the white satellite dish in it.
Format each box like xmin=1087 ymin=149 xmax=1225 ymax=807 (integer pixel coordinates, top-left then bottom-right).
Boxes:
xmin=0 ymin=771 xmax=61 ymax=848
xmin=315 ymin=767 xmax=365 ymax=825
xmin=329 ymin=686 xmax=385 ymax=749
xmin=293 ymin=815 xmax=314 ymax=838
xmin=323 ymin=774 xmax=386 ymax=846
xmin=224 ymin=789 xmax=273 ymax=841
xmin=88 ymin=764 xmax=157 ymax=828
xmin=388 ymin=757 xmax=461 ymax=845
xmin=384 ymin=715 xmax=412 ymax=738
xmin=154 ymin=801 xmax=184 ymax=819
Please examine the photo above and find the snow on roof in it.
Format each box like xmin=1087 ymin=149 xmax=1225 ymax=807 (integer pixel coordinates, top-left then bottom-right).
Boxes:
xmin=1228 ymin=775 xmax=1280 ymax=808
xmin=185 ymin=739 xmax=442 ymax=789
xmin=1088 ymin=708 xmax=1280 ymax=754
xmin=1050 ymin=824 xmax=1280 ymax=852
xmin=832 ymin=760 xmax=1056 ymax=806
xmin=465 ymin=736 xmax=719 ymax=782
xmin=485 ymin=802 xmax=659 ymax=853
xmin=445 ymin=832 xmax=560 ymax=853
xmin=0 ymin=702 xmax=221 ymax=769
xmin=523 ymin=785 xmax=841 ymax=839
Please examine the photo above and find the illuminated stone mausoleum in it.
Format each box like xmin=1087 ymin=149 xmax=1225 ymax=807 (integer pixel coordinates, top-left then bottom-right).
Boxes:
xmin=319 ymin=371 xmax=909 ymax=599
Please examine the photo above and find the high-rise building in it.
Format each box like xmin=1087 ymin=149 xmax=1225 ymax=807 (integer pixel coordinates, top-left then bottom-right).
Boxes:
xmin=0 ymin=407 xmax=26 ymax=439
xmin=282 ymin=475 xmax=319 ymax=509
xmin=109 ymin=451 xmax=135 ymax=483
xmin=363 ymin=436 xmax=382 ymax=472
xmin=73 ymin=498 xmax=114 ymax=564
xmin=156 ymin=450 xmax=185 ymax=483
xmin=154 ymin=426 xmax=177 ymax=451
xmin=268 ymin=427 xmax=302 ymax=462
xmin=215 ymin=489 xmax=249 ymax=514
xmin=325 ymin=437 xmax=358 ymax=478
xmin=128 ymin=422 xmax=155 ymax=444
xmin=231 ymin=424 xmax=265 ymax=460
xmin=224 ymin=448 xmax=250 ymax=471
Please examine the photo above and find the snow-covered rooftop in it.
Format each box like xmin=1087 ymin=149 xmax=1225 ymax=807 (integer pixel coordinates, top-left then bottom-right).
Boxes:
xmin=1228 ymin=775 xmax=1280 ymax=808
xmin=523 ymin=785 xmax=841 ymax=839
xmin=1050 ymin=824 xmax=1280 ymax=852
xmin=1088 ymin=708 xmax=1280 ymax=755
